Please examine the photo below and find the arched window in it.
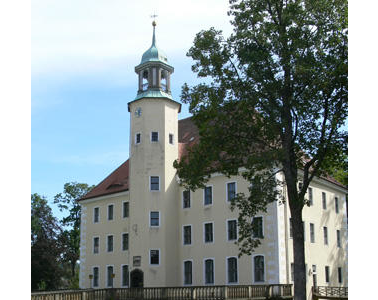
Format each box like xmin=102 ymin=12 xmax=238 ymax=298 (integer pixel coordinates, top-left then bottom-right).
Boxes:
xmin=161 ymin=69 xmax=167 ymax=91
xmin=254 ymin=255 xmax=265 ymax=282
xmin=142 ymin=70 xmax=149 ymax=91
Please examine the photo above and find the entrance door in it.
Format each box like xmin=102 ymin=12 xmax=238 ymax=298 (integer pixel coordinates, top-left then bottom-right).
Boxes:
xmin=130 ymin=269 xmax=144 ymax=287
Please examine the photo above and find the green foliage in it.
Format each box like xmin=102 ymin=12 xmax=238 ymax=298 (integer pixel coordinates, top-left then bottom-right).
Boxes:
xmin=175 ymin=1 xmax=347 ymax=299
xmin=54 ymin=182 xmax=94 ymax=278
xmin=31 ymin=193 xmax=63 ymax=290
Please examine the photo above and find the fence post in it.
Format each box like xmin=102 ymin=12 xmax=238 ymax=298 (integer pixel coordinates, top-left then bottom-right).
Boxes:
xmin=224 ymin=286 xmax=228 ymax=300
xmin=248 ymin=286 xmax=252 ymax=299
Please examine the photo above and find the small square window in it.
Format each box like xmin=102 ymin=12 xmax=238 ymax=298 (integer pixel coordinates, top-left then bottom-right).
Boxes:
xmin=150 ymin=176 xmax=159 ymax=191
xmin=150 ymin=249 xmax=159 ymax=265
xmin=169 ymin=133 xmax=174 ymax=144
xmin=151 ymin=132 xmax=159 ymax=142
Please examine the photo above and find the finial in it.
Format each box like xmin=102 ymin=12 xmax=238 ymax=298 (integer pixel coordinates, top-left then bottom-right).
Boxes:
xmin=150 ymin=13 xmax=158 ymax=46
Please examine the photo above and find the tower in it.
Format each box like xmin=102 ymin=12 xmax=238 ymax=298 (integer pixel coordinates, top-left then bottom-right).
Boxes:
xmin=127 ymin=21 xmax=181 ymax=287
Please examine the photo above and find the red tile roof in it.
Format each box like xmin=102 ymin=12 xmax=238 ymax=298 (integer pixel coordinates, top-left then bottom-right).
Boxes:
xmin=80 ymin=116 xmax=345 ymax=201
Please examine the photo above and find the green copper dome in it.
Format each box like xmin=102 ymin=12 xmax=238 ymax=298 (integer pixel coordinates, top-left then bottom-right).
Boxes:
xmin=140 ymin=23 xmax=168 ymax=64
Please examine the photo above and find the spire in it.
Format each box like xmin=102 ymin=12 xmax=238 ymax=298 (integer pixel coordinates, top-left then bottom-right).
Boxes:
xmin=152 ymin=20 xmax=156 ymax=47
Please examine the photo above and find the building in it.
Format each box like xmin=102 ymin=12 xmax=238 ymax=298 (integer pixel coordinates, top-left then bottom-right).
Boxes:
xmin=78 ymin=22 xmax=348 ymax=298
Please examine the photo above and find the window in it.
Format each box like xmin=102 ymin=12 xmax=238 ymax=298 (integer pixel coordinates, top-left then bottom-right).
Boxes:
xmin=93 ymin=267 xmax=99 ymax=287
xmin=151 ymin=131 xmax=159 ymax=142
xmin=150 ymin=211 xmax=160 ymax=227
xmin=169 ymin=133 xmax=174 ymax=144
xmin=150 ymin=176 xmax=160 ymax=191
xmin=135 ymin=133 xmax=141 ymax=144
xmin=227 ymin=257 xmax=238 ymax=283
xmin=204 ymin=186 xmax=213 ymax=205
xmin=150 ymin=249 xmax=159 ymax=265
xmin=183 ymin=190 xmax=190 ymax=208
xmin=289 ymin=218 xmax=293 ymax=238
xmin=308 ymin=187 xmax=313 ymax=206
xmin=107 ymin=266 xmax=114 ymax=287
xmin=322 ymin=192 xmax=327 ymax=209
xmin=337 ymin=230 xmax=341 ymax=247
xmin=123 ymin=202 xmax=129 ymax=218
xmin=108 ymin=204 xmax=114 ymax=221
xmin=94 ymin=207 xmax=99 ymax=223
xmin=205 ymin=259 xmax=214 ymax=284
xmin=310 ymin=223 xmax=315 ymax=243
xmin=122 ymin=265 xmax=129 ymax=287
xmin=107 ymin=235 xmax=114 ymax=252
xmin=290 ymin=263 xmax=294 ymax=282
xmin=323 ymin=227 xmax=328 ymax=245
xmin=252 ymin=217 xmax=263 ymax=238
xmin=122 ymin=233 xmax=129 ymax=251
xmin=184 ymin=261 xmax=192 ymax=285
xmin=227 ymin=182 xmax=236 ymax=202
xmin=93 ymin=237 xmax=99 ymax=254
xmin=254 ymin=256 xmax=265 ymax=282
xmin=338 ymin=267 xmax=342 ymax=283
xmin=227 ymin=220 xmax=237 ymax=241
xmin=325 ymin=266 xmax=330 ymax=283
xmin=204 ymin=222 xmax=213 ymax=243
xmin=335 ymin=197 xmax=339 ymax=213
xmin=183 ymin=225 xmax=192 ymax=245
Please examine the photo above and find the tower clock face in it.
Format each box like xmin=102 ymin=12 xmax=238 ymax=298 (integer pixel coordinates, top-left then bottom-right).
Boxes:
xmin=135 ymin=107 xmax=142 ymax=117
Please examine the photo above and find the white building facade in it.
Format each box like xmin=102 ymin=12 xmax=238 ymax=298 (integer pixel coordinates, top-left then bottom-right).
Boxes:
xmin=78 ymin=23 xmax=348 ymax=299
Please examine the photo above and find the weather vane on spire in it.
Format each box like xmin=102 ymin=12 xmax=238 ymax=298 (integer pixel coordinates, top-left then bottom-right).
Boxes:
xmin=151 ymin=13 xmax=158 ymax=26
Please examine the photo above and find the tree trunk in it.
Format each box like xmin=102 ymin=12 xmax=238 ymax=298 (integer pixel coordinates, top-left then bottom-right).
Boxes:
xmin=291 ymin=206 xmax=307 ymax=300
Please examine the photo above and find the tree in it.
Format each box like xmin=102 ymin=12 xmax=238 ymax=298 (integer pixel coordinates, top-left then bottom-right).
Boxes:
xmin=31 ymin=193 xmax=63 ymax=290
xmin=174 ymin=1 xmax=347 ymax=299
xmin=54 ymin=182 xmax=94 ymax=281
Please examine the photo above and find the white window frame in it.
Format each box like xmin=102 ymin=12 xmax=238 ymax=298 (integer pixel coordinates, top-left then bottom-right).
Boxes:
xmin=92 ymin=265 xmax=100 ymax=288
xmin=150 ymin=176 xmax=160 ymax=191
xmin=226 ymin=256 xmax=239 ymax=284
xmin=121 ymin=232 xmax=129 ymax=251
xmin=135 ymin=132 xmax=141 ymax=145
xmin=149 ymin=211 xmax=160 ymax=228
xmin=252 ymin=254 xmax=266 ymax=283
xmin=182 ymin=224 xmax=192 ymax=246
xmin=149 ymin=249 xmax=160 ymax=266
xmin=93 ymin=206 xmax=100 ymax=223
xmin=150 ymin=131 xmax=159 ymax=142
xmin=203 ymin=221 xmax=214 ymax=244
xmin=203 ymin=185 xmax=213 ymax=206
xmin=203 ymin=257 xmax=215 ymax=285
xmin=226 ymin=218 xmax=238 ymax=241
xmin=106 ymin=264 xmax=114 ymax=288
xmin=93 ymin=236 xmax=100 ymax=254
xmin=121 ymin=264 xmax=129 ymax=287
xmin=106 ymin=234 xmax=114 ymax=253
xmin=226 ymin=181 xmax=237 ymax=203
xmin=107 ymin=203 xmax=115 ymax=221
xmin=183 ymin=259 xmax=193 ymax=286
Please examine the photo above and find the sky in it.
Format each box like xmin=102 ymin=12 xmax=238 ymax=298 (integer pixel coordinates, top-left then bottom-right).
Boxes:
xmin=31 ymin=0 xmax=234 ymax=218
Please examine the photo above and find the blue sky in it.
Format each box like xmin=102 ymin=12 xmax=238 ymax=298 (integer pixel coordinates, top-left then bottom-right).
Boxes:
xmin=31 ymin=0 xmax=233 ymax=218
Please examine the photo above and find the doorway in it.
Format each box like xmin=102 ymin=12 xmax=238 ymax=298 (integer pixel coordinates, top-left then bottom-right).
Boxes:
xmin=130 ymin=269 xmax=144 ymax=288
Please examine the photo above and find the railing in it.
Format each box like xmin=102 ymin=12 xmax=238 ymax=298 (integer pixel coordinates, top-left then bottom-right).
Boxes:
xmin=312 ymin=286 xmax=348 ymax=299
xmin=31 ymin=284 xmax=293 ymax=300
